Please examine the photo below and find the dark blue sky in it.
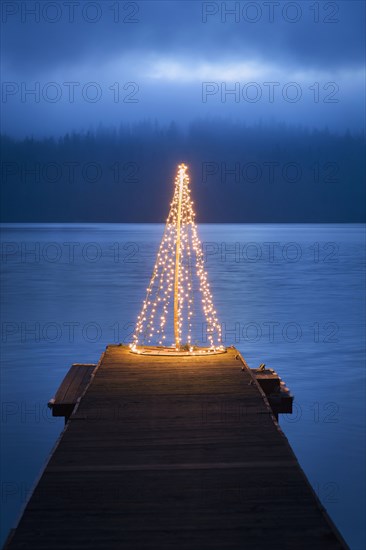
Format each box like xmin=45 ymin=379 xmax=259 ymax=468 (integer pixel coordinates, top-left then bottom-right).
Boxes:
xmin=1 ymin=0 xmax=365 ymax=136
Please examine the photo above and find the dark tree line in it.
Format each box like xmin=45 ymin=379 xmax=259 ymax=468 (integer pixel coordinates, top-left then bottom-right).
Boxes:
xmin=1 ymin=119 xmax=364 ymax=222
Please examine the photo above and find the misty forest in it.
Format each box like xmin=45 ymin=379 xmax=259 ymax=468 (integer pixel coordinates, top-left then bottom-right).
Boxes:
xmin=1 ymin=120 xmax=364 ymax=223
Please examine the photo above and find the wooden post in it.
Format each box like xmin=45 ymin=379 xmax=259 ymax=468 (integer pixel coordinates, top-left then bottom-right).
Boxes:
xmin=174 ymin=165 xmax=185 ymax=349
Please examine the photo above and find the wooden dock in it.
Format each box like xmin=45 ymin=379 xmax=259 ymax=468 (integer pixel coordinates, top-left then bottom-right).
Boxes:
xmin=4 ymin=345 xmax=347 ymax=549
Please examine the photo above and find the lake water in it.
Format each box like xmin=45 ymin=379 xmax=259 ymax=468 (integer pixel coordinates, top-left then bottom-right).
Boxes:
xmin=1 ymin=223 xmax=365 ymax=549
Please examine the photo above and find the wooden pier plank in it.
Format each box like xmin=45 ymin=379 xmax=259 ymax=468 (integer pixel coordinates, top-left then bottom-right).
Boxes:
xmin=49 ymin=363 xmax=97 ymax=418
xmin=5 ymin=346 xmax=347 ymax=549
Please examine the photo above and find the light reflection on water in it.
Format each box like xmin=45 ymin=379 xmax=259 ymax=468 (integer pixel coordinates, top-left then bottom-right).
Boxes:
xmin=1 ymin=223 xmax=365 ymax=549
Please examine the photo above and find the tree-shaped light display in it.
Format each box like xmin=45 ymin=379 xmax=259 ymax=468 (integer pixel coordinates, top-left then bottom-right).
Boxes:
xmin=130 ymin=163 xmax=225 ymax=355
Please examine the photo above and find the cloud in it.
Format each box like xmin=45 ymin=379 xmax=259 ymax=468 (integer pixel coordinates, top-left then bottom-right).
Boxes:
xmin=144 ymin=58 xmax=365 ymax=85
xmin=2 ymin=0 xmax=365 ymax=77
xmin=146 ymin=59 xmax=268 ymax=81
xmin=1 ymin=0 xmax=364 ymax=136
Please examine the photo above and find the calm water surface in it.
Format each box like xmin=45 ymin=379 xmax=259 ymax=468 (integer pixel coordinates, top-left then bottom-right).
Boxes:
xmin=1 ymin=224 xmax=365 ymax=548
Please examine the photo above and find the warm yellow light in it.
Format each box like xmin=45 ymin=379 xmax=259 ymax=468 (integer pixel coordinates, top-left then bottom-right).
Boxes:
xmin=131 ymin=163 xmax=223 ymax=354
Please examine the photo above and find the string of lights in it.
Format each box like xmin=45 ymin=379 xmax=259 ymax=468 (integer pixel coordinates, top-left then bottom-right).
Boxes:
xmin=130 ymin=163 xmax=225 ymax=355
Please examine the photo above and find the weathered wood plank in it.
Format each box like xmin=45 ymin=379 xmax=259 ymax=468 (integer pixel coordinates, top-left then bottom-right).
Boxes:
xmin=48 ymin=363 xmax=96 ymax=418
